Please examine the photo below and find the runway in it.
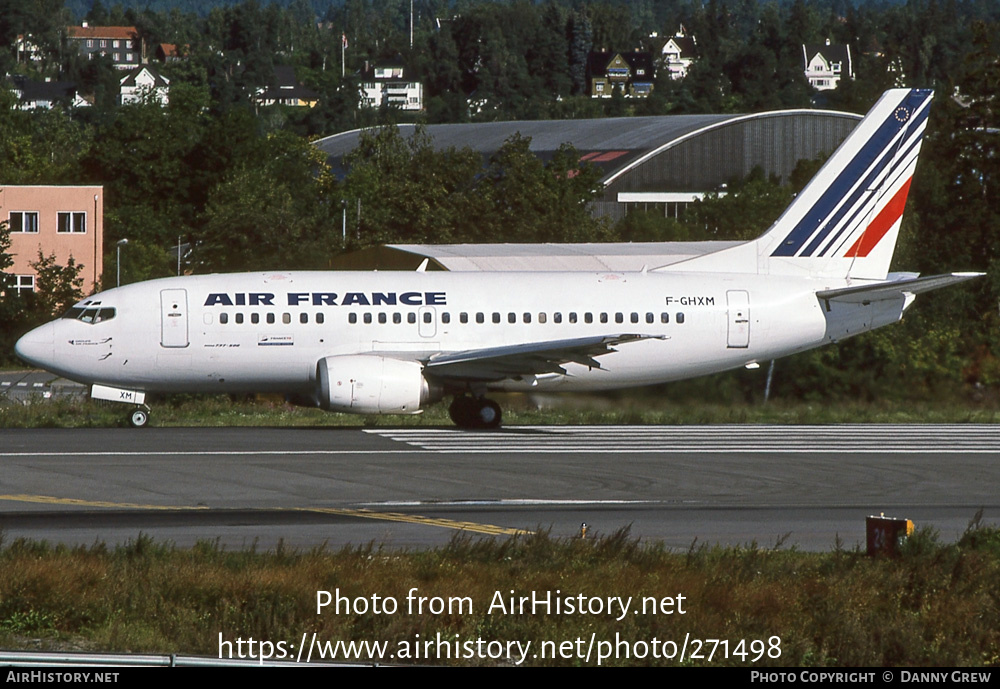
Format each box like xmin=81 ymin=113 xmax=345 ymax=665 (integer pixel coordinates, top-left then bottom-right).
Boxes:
xmin=0 ymin=425 xmax=997 ymax=552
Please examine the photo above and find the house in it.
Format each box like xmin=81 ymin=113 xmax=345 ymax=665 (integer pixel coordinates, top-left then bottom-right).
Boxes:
xmin=155 ymin=43 xmax=187 ymax=63
xmin=14 ymin=34 xmax=45 ymax=64
xmin=66 ymin=23 xmax=143 ymax=69
xmin=119 ymin=66 xmax=170 ymax=105
xmin=6 ymin=75 xmax=88 ymax=110
xmin=657 ymin=28 xmax=697 ymax=80
xmin=360 ymin=64 xmax=423 ymax=111
xmin=256 ymin=66 xmax=319 ymax=107
xmin=803 ymin=39 xmax=853 ymax=91
xmin=2 ymin=185 xmax=104 ymax=294
xmin=588 ymin=51 xmax=655 ymax=98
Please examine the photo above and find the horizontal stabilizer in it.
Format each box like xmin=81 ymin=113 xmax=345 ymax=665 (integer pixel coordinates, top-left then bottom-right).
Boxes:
xmin=816 ymin=272 xmax=984 ymax=304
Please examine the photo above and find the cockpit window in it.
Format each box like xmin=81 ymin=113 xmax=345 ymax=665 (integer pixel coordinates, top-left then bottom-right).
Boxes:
xmin=61 ymin=306 xmax=116 ymax=324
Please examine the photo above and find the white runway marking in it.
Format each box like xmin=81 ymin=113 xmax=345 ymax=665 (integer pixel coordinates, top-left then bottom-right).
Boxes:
xmin=365 ymin=425 xmax=1000 ymax=454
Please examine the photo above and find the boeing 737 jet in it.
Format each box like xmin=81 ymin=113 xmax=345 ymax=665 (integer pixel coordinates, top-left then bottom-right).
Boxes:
xmin=15 ymin=89 xmax=981 ymax=428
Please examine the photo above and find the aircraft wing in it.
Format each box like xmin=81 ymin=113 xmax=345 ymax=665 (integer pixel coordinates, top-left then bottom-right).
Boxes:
xmin=423 ymin=334 xmax=661 ymax=382
xmin=816 ymin=272 xmax=984 ymax=304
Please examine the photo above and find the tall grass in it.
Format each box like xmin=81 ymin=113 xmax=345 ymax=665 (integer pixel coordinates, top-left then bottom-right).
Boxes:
xmin=0 ymin=525 xmax=997 ymax=666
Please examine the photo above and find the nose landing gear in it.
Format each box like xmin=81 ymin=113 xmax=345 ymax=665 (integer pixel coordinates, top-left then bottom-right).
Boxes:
xmin=448 ymin=395 xmax=502 ymax=429
xmin=128 ymin=405 xmax=151 ymax=428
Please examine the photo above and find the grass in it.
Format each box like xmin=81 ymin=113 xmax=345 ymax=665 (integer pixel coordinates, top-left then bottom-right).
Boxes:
xmin=3 ymin=391 xmax=1000 ymax=428
xmin=0 ymin=524 xmax=998 ymax=666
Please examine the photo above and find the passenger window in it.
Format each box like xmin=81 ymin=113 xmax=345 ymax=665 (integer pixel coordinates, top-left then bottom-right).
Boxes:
xmin=236 ymin=313 xmax=244 ymax=324
xmin=300 ymin=313 xmax=308 ymax=324
xmin=408 ymin=313 xmax=416 ymax=324
xmin=631 ymin=312 xmax=639 ymax=324
xmin=442 ymin=313 xmax=451 ymax=324
xmin=393 ymin=313 xmax=401 ymax=324
xmin=316 ymin=313 xmax=325 ymax=324
xmin=220 ymin=313 xmax=229 ymax=324
xmin=538 ymin=312 xmax=547 ymax=324
xmin=569 ymin=312 xmax=577 ymax=324
xmin=554 ymin=313 xmax=562 ymax=324
xmin=460 ymin=312 xmax=469 ymax=324
xmin=349 ymin=313 xmax=357 ymax=324
xmin=523 ymin=312 xmax=531 ymax=324
xmin=585 ymin=312 xmax=593 ymax=324
xmin=283 ymin=313 xmax=291 ymax=324
xmin=378 ymin=313 xmax=387 ymax=324
xmin=615 ymin=312 xmax=623 ymax=324
xmin=677 ymin=312 xmax=685 ymax=324
xmin=646 ymin=312 xmax=654 ymax=324
xmin=363 ymin=313 xmax=372 ymax=324
xmin=600 ymin=313 xmax=608 ymax=324
xmin=508 ymin=312 xmax=516 ymax=324
xmin=476 ymin=313 xmax=484 ymax=324
xmin=423 ymin=312 xmax=432 ymax=324
xmin=266 ymin=313 xmax=275 ymax=325
xmin=661 ymin=312 xmax=670 ymax=324
xmin=492 ymin=313 xmax=500 ymax=324
xmin=251 ymin=313 xmax=260 ymax=324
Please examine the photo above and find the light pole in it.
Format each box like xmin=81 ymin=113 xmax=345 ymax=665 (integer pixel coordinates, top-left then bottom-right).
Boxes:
xmin=116 ymin=239 xmax=128 ymax=287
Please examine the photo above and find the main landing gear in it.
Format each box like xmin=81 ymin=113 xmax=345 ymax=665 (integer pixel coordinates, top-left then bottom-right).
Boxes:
xmin=448 ymin=395 xmax=502 ymax=429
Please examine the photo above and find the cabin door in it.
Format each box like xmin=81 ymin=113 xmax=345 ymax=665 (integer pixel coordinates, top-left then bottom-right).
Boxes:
xmin=160 ymin=289 xmax=189 ymax=348
xmin=726 ymin=290 xmax=750 ymax=348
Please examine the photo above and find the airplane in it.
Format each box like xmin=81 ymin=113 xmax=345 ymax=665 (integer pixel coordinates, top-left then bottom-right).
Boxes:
xmin=14 ymin=88 xmax=982 ymax=429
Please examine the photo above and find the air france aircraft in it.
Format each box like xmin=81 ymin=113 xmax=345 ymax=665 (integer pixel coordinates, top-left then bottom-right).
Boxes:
xmin=15 ymin=89 xmax=981 ymax=428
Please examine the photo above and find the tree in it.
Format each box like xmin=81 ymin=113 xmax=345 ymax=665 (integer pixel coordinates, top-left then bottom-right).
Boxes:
xmin=29 ymin=251 xmax=84 ymax=318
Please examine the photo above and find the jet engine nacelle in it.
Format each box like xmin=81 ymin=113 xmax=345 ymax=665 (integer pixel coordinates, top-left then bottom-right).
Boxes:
xmin=316 ymin=355 xmax=440 ymax=414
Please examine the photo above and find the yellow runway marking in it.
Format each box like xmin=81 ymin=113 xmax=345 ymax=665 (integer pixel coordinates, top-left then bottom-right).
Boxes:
xmin=0 ymin=494 xmax=530 ymax=536
xmin=297 ymin=507 xmax=531 ymax=536
xmin=0 ymin=494 xmax=209 ymax=511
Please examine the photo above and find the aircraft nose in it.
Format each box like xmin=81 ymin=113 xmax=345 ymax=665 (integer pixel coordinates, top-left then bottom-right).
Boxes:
xmin=14 ymin=322 xmax=56 ymax=370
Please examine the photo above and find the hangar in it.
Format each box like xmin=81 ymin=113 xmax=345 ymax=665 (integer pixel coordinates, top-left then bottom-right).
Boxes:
xmin=313 ymin=108 xmax=862 ymax=222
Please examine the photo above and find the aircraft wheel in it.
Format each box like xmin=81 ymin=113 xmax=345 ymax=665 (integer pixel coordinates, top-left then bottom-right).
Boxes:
xmin=474 ymin=398 xmax=502 ymax=429
xmin=129 ymin=408 xmax=150 ymax=428
xmin=448 ymin=396 xmax=476 ymax=427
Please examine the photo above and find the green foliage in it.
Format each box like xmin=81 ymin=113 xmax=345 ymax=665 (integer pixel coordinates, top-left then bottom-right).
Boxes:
xmin=341 ymin=126 xmax=605 ymax=248
xmin=29 ymin=251 xmax=85 ymax=318
xmin=1 ymin=525 xmax=1000 ymax=665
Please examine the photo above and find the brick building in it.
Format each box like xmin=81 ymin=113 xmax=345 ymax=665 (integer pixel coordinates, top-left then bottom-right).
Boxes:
xmin=3 ymin=186 xmax=104 ymax=294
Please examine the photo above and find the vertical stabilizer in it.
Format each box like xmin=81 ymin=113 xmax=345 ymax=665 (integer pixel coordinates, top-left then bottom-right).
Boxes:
xmin=759 ymin=88 xmax=932 ymax=279
xmin=656 ymin=89 xmax=933 ymax=280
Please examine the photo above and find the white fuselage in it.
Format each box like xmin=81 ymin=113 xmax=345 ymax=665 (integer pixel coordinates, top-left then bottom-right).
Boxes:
xmin=17 ymin=269 xmax=845 ymax=396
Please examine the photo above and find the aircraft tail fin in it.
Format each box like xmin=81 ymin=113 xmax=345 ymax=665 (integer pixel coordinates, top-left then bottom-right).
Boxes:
xmin=758 ymin=88 xmax=933 ymax=280
xmin=656 ymin=89 xmax=933 ymax=280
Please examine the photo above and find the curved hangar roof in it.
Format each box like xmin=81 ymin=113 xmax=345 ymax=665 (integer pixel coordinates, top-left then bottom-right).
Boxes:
xmin=314 ymin=109 xmax=862 ymax=219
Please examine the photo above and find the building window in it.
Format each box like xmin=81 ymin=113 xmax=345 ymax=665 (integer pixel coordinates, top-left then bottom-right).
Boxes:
xmin=9 ymin=211 xmax=39 ymax=233
xmin=113 ymin=40 xmax=120 ymax=48
xmin=57 ymin=212 xmax=86 ymax=233
xmin=12 ymin=275 xmax=35 ymax=294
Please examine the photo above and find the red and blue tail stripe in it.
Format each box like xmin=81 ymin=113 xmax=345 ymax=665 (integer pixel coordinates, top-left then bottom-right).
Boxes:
xmin=769 ymin=89 xmax=932 ymax=260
